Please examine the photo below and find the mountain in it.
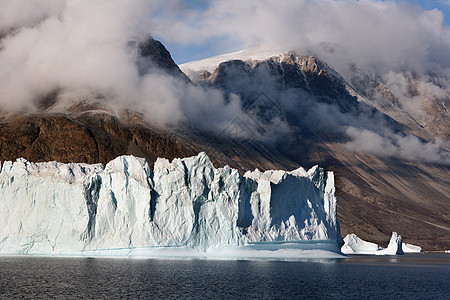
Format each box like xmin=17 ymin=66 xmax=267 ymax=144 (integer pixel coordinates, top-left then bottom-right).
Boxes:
xmin=181 ymin=48 xmax=450 ymax=251
xmin=0 ymin=38 xmax=296 ymax=172
xmin=0 ymin=39 xmax=448 ymax=251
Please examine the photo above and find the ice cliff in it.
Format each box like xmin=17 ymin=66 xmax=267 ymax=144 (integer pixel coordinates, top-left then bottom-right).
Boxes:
xmin=0 ymin=153 xmax=342 ymax=256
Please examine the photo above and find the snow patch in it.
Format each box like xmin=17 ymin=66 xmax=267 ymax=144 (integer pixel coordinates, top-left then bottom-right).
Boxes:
xmin=180 ymin=46 xmax=288 ymax=76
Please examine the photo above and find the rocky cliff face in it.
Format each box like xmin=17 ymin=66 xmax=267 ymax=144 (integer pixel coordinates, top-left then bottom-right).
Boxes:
xmin=0 ymin=111 xmax=190 ymax=166
xmin=136 ymin=37 xmax=190 ymax=81
xmin=207 ymin=53 xmax=359 ymax=114
xmin=0 ymin=107 xmax=298 ymax=173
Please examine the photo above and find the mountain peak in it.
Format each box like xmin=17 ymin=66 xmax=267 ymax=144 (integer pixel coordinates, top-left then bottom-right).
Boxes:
xmin=180 ymin=46 xmax=289 ymax=75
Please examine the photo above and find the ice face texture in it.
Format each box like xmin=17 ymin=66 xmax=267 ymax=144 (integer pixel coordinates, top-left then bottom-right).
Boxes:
xmin=341 ymin=233 xmax=382 ymax=254
xmin=0 ymin=153 xmax=341 ymax=255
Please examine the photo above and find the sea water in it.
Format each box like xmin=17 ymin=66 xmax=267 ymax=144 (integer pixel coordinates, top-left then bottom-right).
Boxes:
xmin=0 ymin=254 xmax=448 ymax=299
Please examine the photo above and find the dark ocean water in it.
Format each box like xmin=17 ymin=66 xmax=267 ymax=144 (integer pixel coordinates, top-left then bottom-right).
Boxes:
xmin=0 ymin=254 xmax=449 ymax=299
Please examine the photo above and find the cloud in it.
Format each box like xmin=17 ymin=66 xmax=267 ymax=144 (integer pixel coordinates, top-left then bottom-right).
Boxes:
xmin=0 ymin=0 xmax=448 ymax=164
xmin=381 ymin=70 xmax=450 ymax=120
xmin=153 ymin=0 xmax=450 ymax=74
xmin=151 ymin=0 xmax=450 ymax=164
xmin=0 ymin=0 xmax=66 ymax=32
xmin=0 ymin=0 xmax=257 ymax=137
xmin=0 ymin=0 xmax=151 ymax=109
xmin=345 ymin=126 xmax=450 ymax=164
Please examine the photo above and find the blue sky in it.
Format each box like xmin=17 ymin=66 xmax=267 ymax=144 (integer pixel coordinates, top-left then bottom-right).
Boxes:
xmin=413 ymin=0 xmax=450 ymax=23
xmin=157 ymin=0 xmax=450 ymax=65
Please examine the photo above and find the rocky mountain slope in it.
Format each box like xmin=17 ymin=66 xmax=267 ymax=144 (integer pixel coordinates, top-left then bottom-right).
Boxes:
xmin=181 ymin=49 xmax=450 ymax=250
xmin=0 ymin=38 xmax=448 ymax=250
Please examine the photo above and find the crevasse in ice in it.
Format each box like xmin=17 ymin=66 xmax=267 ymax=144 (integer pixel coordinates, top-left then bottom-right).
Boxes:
xmin=0 ymin=153 xmax=342 ymax=254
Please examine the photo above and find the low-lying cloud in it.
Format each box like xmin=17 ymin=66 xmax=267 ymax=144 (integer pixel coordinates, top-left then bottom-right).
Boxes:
xmin=0 ymin=0 xmax=150 ymax=110
xmin=0 ymin=0 xmax=254 ymax=135
xmin=345 ymin=127 xmax=450 ymax=164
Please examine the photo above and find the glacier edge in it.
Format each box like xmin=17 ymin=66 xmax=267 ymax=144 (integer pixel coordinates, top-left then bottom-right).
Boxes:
xmin=0 ymin=152 xmax=343 ymax=258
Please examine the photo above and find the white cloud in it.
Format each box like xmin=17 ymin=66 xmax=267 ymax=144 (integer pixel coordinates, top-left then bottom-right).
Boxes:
xmin=345 ymin=127 xmax=450 ymax=164
xmin=0 ymin=0 xmax=151 ymax=108
xmin=0 ymin=0 xmax=65 ymax=32
xmin=151 ymin=0 xmax=450 ymax=163
xmin=0 ymin=0 xmax=254 ymax=135
xmin=0 ymin=0 xmax=448 ymax=164
xmin=153 ymin=0 xmax=450 ymax=74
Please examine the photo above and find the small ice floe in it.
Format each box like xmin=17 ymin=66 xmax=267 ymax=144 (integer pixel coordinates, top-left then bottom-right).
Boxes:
xmin=341 ymin=232 xmax=422 ymax=255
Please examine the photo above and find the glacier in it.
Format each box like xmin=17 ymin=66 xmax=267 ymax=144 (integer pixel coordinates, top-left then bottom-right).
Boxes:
xmin=0 ymin=153 xmax=343 ymax=258
xmin=341 ymin=232 xmax=423 ymax=255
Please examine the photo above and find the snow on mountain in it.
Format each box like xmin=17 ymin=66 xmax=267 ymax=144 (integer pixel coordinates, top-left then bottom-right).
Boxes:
xmin=0 ymin=153 xmax=342 ymax=258
xmin=180 ymin=46 xmax=288 ymax=76
xmin=341 ymin=232 xmax=422 ymax=255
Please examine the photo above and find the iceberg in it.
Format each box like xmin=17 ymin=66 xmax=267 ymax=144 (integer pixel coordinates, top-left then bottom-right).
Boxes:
xmin=0 ymin=153 xmax=343 ymax=258
xmin=402 ymin=243 xmax=423 ymax=253
xmin=340 ymin=233 xmax=382 ymax=254
xmin=341 ymin=232 xmax=422 ymax=255
xmin=377 ymin=232 xmax=404 ymax=255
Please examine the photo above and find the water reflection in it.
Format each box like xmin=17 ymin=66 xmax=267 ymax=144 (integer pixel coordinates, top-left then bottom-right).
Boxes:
xmin=0 ymin=254 xmax=448 ymax=299
xmin=339 ymin=253 xmax=450 ymax=267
